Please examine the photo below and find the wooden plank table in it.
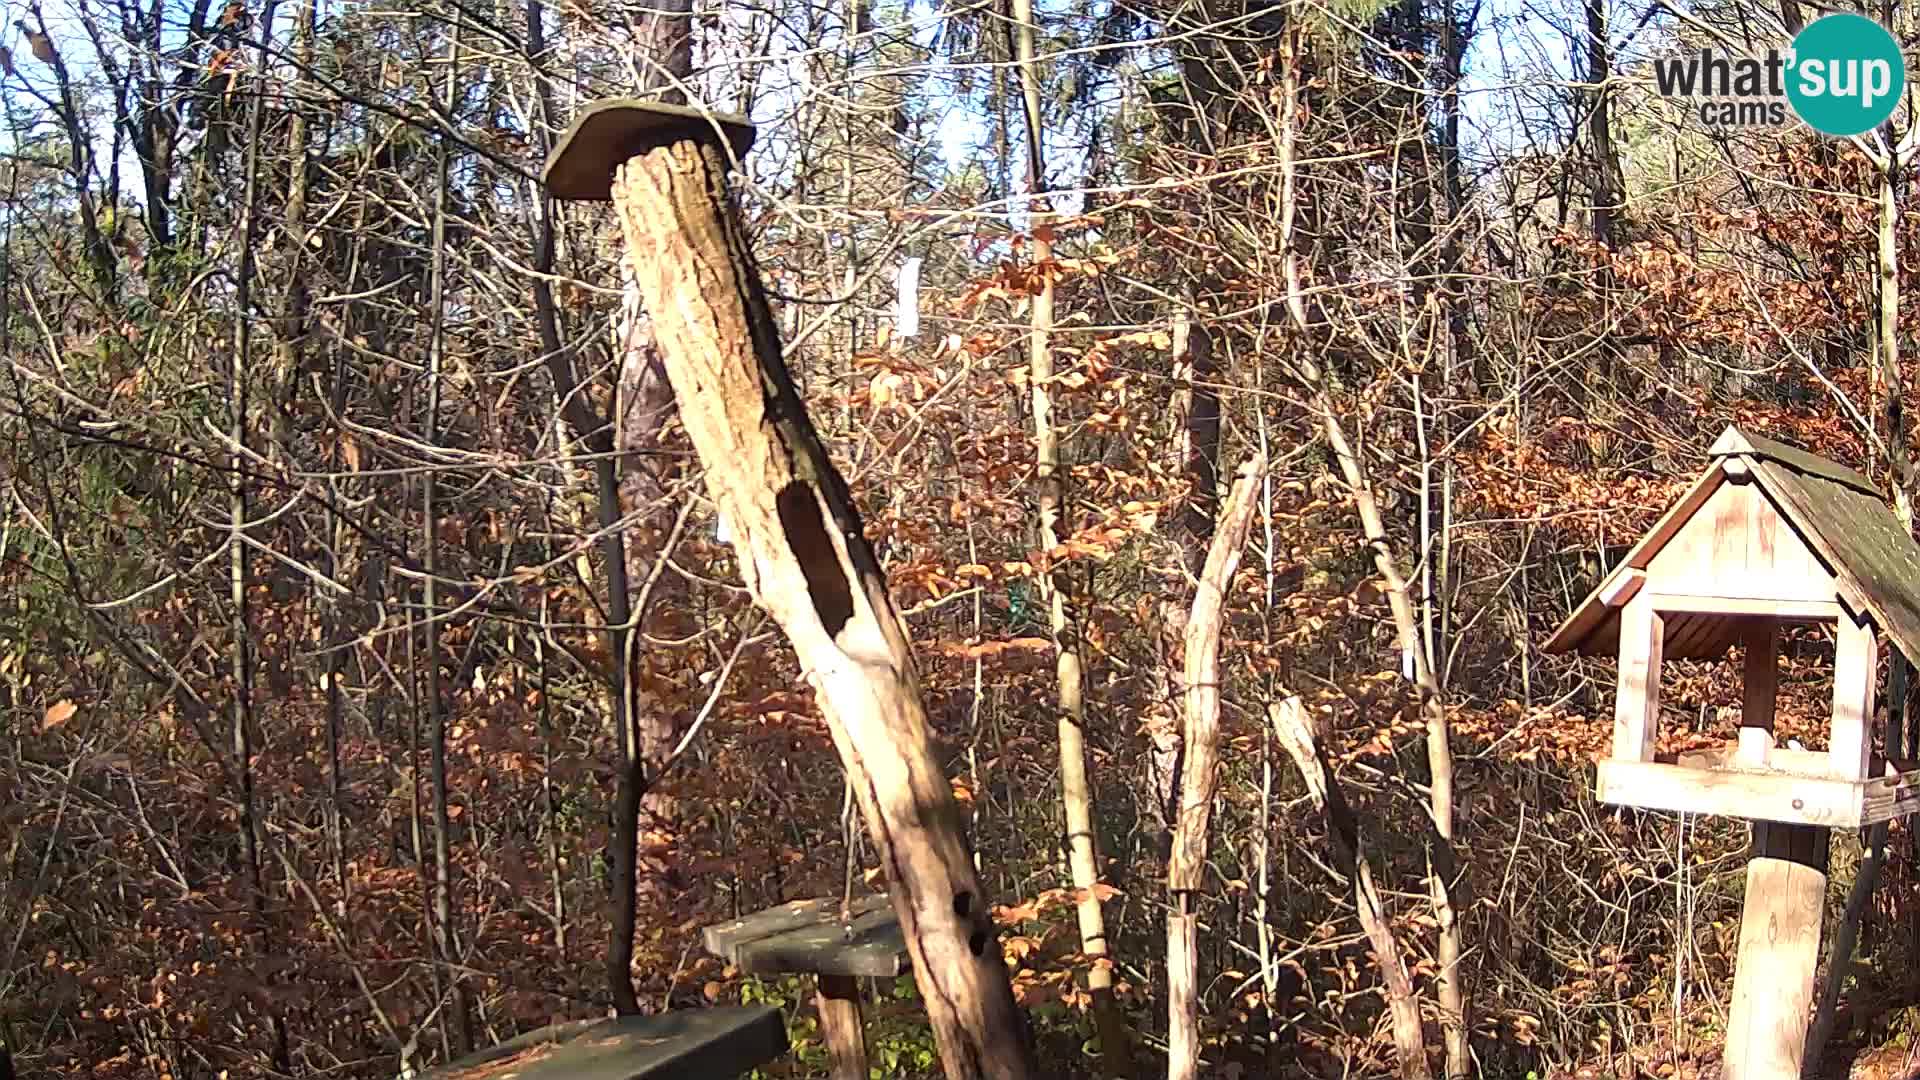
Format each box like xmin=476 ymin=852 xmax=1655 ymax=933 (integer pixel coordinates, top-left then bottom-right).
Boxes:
xmin=422 ymin=1007 xmax=787 ymax=1080
xmin=703 ymin=897 xmax=911 ymax=1080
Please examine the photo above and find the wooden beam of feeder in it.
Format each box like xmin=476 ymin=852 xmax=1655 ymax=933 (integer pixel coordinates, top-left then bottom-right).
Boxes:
xmin=556 ymin=104 xmax=1036 ymax=1080
xmin=422 ymin=1008 xmax=788 ymax=1080
xmin=703 ymin=897 xmax=908 ymax=978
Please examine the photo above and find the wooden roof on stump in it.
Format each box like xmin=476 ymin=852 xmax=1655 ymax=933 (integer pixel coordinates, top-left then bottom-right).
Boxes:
xmin=1544 ymin=426 xmax=1920 ymax=661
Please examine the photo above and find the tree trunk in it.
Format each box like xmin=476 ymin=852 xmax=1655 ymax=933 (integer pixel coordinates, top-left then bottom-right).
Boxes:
xmin=1278 ymin=16 xmax=1467 ymax=1072
xmin=612 ymin=0 xmax=703 ymax=982
xmin=228 ymin=1 xmax=289 ymax=1065
xmin=1166 ymin=454 xmax=1267 ymax=1080
xmin=1806 ymin=821 xmax=1887 ymax=1071
xmin=522 ymin=4 xmax=651 ymax=1013
xmin=420 ymin=23 xmax=474 ymax=1055
xmin=1009 ymin=0 xmax=1129 ymax=1068
xmin=609 ymin=136 xmax=1037 ymax=1080
xmin=1152 ymin=311 xmax=1220 ymax=849
xmin=1876 ymin=161 xmax=1913 ymax=525
xmin=1585 ymin=0 xmax=1621 ymax=398
xmin=1585 ymin=0 xmax=1617 ymax=250
xmin=1270 ymin=698 xmax=1432 ymax=1080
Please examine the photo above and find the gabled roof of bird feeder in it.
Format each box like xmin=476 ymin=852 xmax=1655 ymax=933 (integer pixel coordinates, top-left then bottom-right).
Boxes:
xmin=1543 ymin=426 xmax=1920 ymax=661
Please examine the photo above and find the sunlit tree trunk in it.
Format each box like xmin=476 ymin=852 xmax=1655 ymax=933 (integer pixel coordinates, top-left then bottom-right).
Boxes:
xmin=1009 ymin=0 xmax=1129 ymax=1069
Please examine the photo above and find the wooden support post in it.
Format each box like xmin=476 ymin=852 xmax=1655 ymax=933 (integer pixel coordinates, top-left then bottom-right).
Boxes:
xmin=1613 ymin=596 xmax=1663 ymax=762
xmin=1740 ymin=622 xmax=1778 ymax=767
xmin=1723 ymin=822 xmax=1828 ymax=1080
xmin=1890 ymin=651 xmax=1910 ymax=763
xmin=816 ymin=974 xmax=868 ymax=1080
xmin=1832 ymin=613 xmax=1878 ymax=780
xmin=543 ymin=100 xmax=1036 ymax=1080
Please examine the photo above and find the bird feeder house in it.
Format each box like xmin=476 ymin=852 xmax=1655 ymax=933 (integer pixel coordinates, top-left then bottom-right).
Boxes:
xmin=1545 ymin=425 xmax=1920 ymax=1080
xmin=1545 ymin=426 xmax=1920 ymax=826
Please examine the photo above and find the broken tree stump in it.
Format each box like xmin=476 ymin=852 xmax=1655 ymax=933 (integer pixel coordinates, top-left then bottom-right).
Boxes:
xmin=543 ymin=99 xmax=1036 ymax=1080
xmin=703 ymin=896 xmax=912 ymax=1080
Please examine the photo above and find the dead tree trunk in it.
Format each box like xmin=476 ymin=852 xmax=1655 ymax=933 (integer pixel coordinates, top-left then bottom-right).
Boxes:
xmin=1166 ymin=453 xmax=1267 ymax=1080
xmin=1806 ymin=822 xmax=1886 ymax=1071
xmin=1270 ymin=698 xmax=1432 ymax=1080
xmin=584 ymin=111 xmax=1037 ymax=1080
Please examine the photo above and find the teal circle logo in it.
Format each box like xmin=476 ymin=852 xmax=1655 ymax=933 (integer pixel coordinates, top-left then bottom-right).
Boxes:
xmin=1786 ymin=14 xmax=1905 ymax=136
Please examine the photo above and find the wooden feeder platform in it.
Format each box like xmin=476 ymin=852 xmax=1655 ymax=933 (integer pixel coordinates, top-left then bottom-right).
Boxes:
xmin=702 ymin=896 xmax=910 ymax=1080
xmin=421 ymin=1008 xmax=787 ymax=1080
xmin=1598 ymin=750 xmax=1920 ymax=828
xmin=703 ymin=894 xmax=909 ymax=978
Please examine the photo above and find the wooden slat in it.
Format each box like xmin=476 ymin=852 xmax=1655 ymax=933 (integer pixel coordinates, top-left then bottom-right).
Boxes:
xmin=703 ymin=896 xmax=891 ymax=959
xmin=1690 ymin=620 xmax=1741 ymax=660
xmin=1602 ymin=760 xmax=1920 ymax=827
xmin=1613 ymin=598 xmax=1663 ymax=762
xmin=1600 ymin=568 xmax=1645 ymax=608
xmin=1659 ymin=613 xmax=1698 ymax=658
xmin=1676 ymin=745 xmax=1833 ymax=779
xmin=1832 ymin=615 xmax=1879 ymax=781
xmin=1710 ymin=479 xmax=1750 ymax=587
xmin=1646 ymin=480 xmax=1840 ymax=605
xmin=1646 ymin=594 xmax=1842 ymax=620
xmin=1747 ymin=480 xmax=1778 ymax=579
xmin=704 ymin=897 xmax=909 ymax=978
xmin=1597 ymin=761 xmax=1866 ymax=827
xmin=1668 ymin=614 xmax=1721 ymax=659
xmin=424 ymin=1008 xmax=789 ymax=1080
xmin=1741 ymin=623 xmax=1778 ymax=767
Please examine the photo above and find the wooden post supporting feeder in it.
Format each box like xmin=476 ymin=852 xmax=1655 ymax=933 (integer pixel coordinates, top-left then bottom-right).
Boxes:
xmin=544 ymin=101 xmax=1037 ymax=1080
xmin=1545 ymin=426 xmax=1920 ymax=1080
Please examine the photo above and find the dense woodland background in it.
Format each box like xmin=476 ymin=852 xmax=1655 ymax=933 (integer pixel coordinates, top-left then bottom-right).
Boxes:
xmin=6 ymin=0 xmax=1920 ymax=1074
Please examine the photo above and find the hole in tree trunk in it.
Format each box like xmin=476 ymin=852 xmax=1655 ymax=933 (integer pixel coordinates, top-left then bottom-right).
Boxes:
xmin=775 ymin=481 xmax=853 ymax=639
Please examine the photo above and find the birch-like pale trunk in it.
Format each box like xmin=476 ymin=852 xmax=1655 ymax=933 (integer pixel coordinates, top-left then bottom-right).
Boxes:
xmin=1166 ymin=455 xmax=1267 ymax=1080
xmin=1008 ymin=0 xmax=1129 ymax=1069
